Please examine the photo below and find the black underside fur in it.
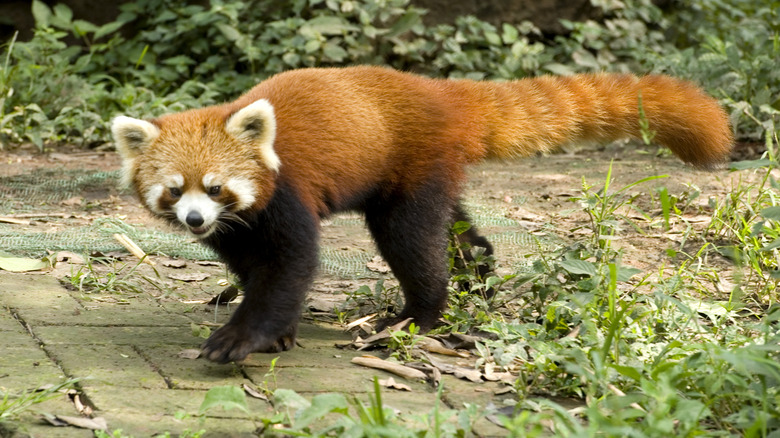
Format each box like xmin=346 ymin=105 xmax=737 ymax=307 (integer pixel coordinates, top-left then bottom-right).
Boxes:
xmin=199 ymin=179 xmax=493 ymax=363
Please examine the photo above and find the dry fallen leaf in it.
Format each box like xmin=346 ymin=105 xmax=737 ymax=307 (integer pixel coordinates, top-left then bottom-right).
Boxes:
xmin=423 ymin=352 xmax=483 ymax=383
xmin=177 ymin=349 xmax=201 ymax=360
xmin=60 ymin=196 xmax=84 ymax=206
xmin=162 ymin=258 xmax=187 ymax=268
xmin=416 ymin=337 xmax=470 ymax=358
xmin=378 ymin=377 xmax=412 ymax=391
xmin=168 ymin=272 xmax=210 ymax=282
xmin=242 ymin=383 xmax=270 ymax=401
xmin=366 ymin=255 xmax=391 ymax=274
xmin=55 ymin=251 xmax=85 ymax=265
xmin=45 ymin=415 xmax=107 ymax=431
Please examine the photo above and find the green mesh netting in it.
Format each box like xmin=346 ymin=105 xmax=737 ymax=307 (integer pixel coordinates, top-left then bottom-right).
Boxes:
xmin=0 ymin=168 xmax=553 ymax=278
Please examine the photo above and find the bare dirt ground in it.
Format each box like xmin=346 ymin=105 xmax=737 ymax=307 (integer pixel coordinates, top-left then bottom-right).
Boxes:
xmin=0 ymin=141 xmax=760 ymax=435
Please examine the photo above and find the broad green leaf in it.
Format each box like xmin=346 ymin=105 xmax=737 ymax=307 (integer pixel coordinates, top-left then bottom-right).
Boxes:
xmin=484 ymin=31 xmax=502 ymax=46
xmin=760 ymin=206 xmax=780 ymax=221
xmin=451 ymin=221 xmax=472 ymax=235
xmin=216 ymin=23 xmax=241 ymax=42
xmin=485 ymin=276 xmax=503 ymax=290
xmin=32 ymin=0 xmax=52 ymax=28
xmin=73 ymin=19 xmax=100 ymax=36
xmin=53 ymin=3 xmax=73 ymax=22
xmin=761 ymin=238 xmax=780 ymax=252
xmin=292 ymin=393 xmax=349 ymax=430
xmin=273 ymin=388 xmax=310 ymax=411
xmin=730 ymin=159 xmax=774 ymax=170
xmin=198 ymin=386 xmax=249 ymax=415
xmin=502 ymin=24 xmax=519 ymax=44
xmin=617 ymin=266 xmax=642 ymax=282
xmin=386 ymin=11 xmax=421 ymax=39
xmin=322 ymin=43 xmax=347 ymax=62
xmin=94 ymin=21 xmax=125 ymax=40
xmin=304 ymin=39 xmax=321 ymax=53
xmin=609 ymin=364 xmax=643 ymax=382
xmin=560 ymin=259 xmax=597 ymax=277
xmin=544 ymin=63 xmax=575 ymax=76
xmin=0 ymin=256 xmax=48 ymax=272
xmin=301 ymin=16 xmax=358 ymax=36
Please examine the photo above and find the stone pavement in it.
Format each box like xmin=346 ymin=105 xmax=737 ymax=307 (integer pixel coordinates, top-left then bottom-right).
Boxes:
xmin=0 ymin=270 xmax=507 ymax=437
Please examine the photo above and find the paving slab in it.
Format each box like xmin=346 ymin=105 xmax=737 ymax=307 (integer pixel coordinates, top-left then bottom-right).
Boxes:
xmin=34 ymin=325 xmax=196 ymax=347
xmin=0 ymin=269 xmax=509 ymax=436
xmin=44 ymin=344 xmax=168 ymax=389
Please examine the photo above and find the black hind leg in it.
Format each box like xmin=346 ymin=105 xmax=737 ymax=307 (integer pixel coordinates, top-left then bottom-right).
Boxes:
xmin=363 ymin=185 xmax=453 ymax=331
xmin=451 ymin=203 xmax=496 ymax=296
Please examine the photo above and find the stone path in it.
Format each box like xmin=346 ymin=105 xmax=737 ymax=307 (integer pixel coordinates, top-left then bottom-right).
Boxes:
xmin=0 ymin=270 xmax=506 ymax=437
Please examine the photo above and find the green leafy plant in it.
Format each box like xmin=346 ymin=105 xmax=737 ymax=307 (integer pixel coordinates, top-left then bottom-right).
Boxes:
xmin=574 ymin=161 xmax=668 ymax=254
xmin=265 ymin=377 xmax=481 ymax=436
xmin=342 ymin=278 xmax=404 ymax=322
xmin=387 ymin=323 xmax=422 ymax=362
xmin=66 ymin=256 xmax=168 ymax=295
xmin=0 ymin=379 xmax=79 ymax=428
xmin=707 ymin=128 xmax=780 ymax=304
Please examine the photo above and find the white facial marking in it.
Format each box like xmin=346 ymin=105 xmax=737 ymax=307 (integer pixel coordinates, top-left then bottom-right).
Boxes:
xmin=170 ymin=174 xmax=184 ymax=187
xmin=144 ymin=184 xmax=164 ymax=213
xmin=175 ymin=192 xmax=222 ymax=239
xmin=144 ymin=174 xmax=184 ymax=213
xmin=202 ymin=173 xmax=220 ymax=187
xmin=225 ymin=177 xmax=257 ymax=210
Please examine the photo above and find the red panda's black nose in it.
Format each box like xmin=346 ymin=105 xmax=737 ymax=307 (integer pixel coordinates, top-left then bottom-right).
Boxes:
xmin=186 ymin=211 xmax=204 ymax=227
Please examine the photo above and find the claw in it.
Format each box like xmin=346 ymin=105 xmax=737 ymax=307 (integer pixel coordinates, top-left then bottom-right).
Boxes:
xmin=201 ymin=323 xmax=296 ymax=363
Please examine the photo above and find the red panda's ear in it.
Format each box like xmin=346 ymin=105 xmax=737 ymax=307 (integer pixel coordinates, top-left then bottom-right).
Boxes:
xmin=226 ymin=99 xmax=281 ymax=172
xmin=111 ymin=116 xmax=160 ymax=160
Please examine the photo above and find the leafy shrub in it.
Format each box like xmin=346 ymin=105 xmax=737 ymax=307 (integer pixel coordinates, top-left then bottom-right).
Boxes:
xmin=2 ymin=0 xmax=778 ymax=150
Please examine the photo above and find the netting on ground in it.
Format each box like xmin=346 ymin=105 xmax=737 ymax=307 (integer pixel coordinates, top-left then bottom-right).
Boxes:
xmin=0 ymin=168 xmax=557 ymax=279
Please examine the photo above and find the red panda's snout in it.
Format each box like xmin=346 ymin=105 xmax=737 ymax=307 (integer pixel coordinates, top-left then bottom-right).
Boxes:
xmin=143 ymin=173 xmax=258 ymax=239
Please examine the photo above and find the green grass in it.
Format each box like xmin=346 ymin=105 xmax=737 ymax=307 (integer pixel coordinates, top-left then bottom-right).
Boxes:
xmin=0 ymin=379 xmax=80 ymax=430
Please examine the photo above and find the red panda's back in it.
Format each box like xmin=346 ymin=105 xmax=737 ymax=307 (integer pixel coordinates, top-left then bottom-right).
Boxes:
xmin=234 ymin=67 xmax=487 ymax=214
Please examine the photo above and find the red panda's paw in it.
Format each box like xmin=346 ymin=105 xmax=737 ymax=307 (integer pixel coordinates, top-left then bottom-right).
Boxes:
xmin=201 ymin=323 xmax=296 ymax=364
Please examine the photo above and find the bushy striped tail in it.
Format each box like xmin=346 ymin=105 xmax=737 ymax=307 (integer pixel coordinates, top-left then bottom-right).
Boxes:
xmin=481 ymin=73 xmax=733 ymax=168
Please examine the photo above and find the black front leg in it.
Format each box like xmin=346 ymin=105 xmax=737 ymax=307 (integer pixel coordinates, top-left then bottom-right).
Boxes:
xmin=201 ymin=184 xmax=319 ymax=363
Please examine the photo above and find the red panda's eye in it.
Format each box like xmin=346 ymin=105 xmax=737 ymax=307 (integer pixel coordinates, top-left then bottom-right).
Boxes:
xmin=169 ymin=187 xmax=182 ymax=198
xmin=208 ymin=185 xmax=221 ymax=196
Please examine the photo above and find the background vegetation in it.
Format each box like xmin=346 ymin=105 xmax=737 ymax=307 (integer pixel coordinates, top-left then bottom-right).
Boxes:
xmin=1 ymin=0 xmax=779 ymax=436
xmin=0 ymin=0 xmax=778 ymax=149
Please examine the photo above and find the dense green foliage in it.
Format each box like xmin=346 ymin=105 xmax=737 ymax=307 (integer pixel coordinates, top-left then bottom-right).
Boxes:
xmin=0 ymin=0 xmax=778 ymax=149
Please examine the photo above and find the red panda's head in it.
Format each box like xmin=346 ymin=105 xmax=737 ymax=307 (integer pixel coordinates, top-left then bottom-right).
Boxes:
xmin=111 ymin=99 xmax=280 ymax=239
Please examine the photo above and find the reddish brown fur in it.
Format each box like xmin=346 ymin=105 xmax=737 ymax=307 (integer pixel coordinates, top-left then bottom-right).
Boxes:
xmin=187 ymin=66 xmax=730 ymax=216
xmin=138 ymin=67 xmax=732 ymax=217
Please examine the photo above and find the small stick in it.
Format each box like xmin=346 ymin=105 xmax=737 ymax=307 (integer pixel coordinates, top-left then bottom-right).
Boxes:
xmin=5 ymin=213 xmax=72 ymax=218
xmin=0 ymin=217 xmax=31 ymax=225
xmin=351 ymin=355 xmax=427 ymax=381
xmin=113 ymin=233 xmax=155 ymax=266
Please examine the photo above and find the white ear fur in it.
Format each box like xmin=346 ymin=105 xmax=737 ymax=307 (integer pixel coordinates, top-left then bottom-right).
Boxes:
xmin=225 ymin=99 xmax=281 ymax=172
xmin=111 ymin=116 xmax=160 ymax=160
xmin=111 ymin=116 xmax=160 ymax=187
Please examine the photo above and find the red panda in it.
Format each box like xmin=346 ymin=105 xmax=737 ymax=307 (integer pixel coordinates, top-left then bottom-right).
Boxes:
xmin=112 ymin=66 xmax=733 ymax=363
